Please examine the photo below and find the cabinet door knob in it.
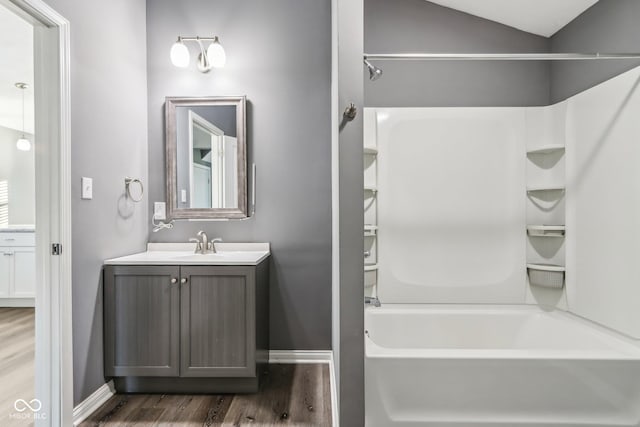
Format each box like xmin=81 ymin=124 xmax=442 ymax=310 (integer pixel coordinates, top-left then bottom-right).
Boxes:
xmin=170 ymin=278 xmax=178 ymax=284
xmin=181 ymin=278 xmax=188 ymax=284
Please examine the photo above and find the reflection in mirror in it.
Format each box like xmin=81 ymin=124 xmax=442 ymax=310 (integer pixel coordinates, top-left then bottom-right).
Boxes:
xmin=183 ymin=108 xmax=237 ymax=209
xmin=166 ymin=96 xmax=247 ymax=219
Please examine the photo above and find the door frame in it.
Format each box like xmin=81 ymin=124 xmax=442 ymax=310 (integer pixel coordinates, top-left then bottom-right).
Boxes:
xmin=2 ymin=0 xmax=72 ymax=425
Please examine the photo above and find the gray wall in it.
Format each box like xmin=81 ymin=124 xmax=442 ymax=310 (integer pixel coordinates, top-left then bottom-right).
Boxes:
xmin=364 ymin=0 xmax=551 ymax=107
xmin=550 ymin=0 xmax=640 ymax=103
xmin=337 ymin=0 xmax=365 ymax=423
xmin=45 ymin=0 xmax=149 ymax=405
xmin=146 ymin=0 xmax=332 ymax=350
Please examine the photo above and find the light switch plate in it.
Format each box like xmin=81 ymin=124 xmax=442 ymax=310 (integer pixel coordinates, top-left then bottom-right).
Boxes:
xmin=81 ymin=177 xmax=93 ymax=200
xmin=154 ymin=202 xmax=166 ymax=220
xmin=181 ymin=189 xmax=187 ymax=203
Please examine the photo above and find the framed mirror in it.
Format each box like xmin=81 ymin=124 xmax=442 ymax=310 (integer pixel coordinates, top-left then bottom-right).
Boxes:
xmin=165 ymin=96 xmax=247 ymax=219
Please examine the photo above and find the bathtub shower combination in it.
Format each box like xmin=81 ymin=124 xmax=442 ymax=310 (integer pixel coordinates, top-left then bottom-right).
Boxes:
xmin=363 ymin=65 xmax=640 ymax=426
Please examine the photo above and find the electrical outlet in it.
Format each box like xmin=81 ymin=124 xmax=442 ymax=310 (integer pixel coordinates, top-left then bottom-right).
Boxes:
xmin=81 ymin=177 xmax=93 ymax=200
xmin=154 ymin=202 xmax=166 ymax=220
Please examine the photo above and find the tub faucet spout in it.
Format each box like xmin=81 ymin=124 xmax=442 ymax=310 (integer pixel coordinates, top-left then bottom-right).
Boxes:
xmin=365 ymin=296 xmax=381 ymax=307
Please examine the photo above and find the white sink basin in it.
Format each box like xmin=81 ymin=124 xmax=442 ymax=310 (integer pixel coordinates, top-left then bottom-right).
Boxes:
xmin=104 ymin=243 xmax=270 ymax=266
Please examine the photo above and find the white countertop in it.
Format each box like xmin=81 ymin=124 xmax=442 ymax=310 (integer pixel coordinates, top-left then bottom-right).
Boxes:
xmin=104 ymin=242 xmax=270 ymax=266
xmin=0 ymin=225 xmax=35 ymax=233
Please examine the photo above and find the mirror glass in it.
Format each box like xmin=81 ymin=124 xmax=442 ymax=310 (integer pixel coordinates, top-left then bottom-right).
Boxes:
xmin=166 ymin=96 xmax=247 ymax=219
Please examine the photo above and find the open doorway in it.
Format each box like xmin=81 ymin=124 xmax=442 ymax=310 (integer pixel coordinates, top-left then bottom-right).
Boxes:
xmin=0 ymin=0 xmax=72 ymax=426
xmin=0 ymin=4 xmax=37 ymax=426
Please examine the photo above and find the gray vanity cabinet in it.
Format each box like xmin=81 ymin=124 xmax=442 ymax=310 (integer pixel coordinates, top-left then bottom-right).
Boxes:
xmin=104 ymin=266 xmax=181 ymax=377
xmin=180 ymin=266 xmax=255 ymax=377
xmin=103 ymin=260 xmax=269 ymax=393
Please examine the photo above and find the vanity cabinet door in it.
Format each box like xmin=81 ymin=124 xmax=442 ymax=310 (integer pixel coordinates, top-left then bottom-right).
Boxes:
xmin=180 ymin=266 xmax=256 ymax=377
xmin=104 ymin=265 xmax=180 ymax=377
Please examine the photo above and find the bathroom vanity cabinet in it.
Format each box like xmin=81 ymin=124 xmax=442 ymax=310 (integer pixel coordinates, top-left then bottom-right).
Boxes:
xmin=103 ymin=260 xmax=269 ymax=393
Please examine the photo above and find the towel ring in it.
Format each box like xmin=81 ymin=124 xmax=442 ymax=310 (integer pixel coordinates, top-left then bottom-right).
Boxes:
xmin=125 ymin=177 xmax=144 ymax=203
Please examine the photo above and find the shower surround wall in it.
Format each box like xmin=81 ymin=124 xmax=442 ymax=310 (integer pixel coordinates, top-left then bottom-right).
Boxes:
xmin=374 ymin=108 xmax=527 ymax=304
xmin=368 ymin=64 xmax=640 ymax=337
xmin=146 ymin=0 xmax=332 ymax=351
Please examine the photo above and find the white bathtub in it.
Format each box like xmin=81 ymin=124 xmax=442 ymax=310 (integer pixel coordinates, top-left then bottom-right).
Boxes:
xmin=365 ymin=305 xmax=640 ymax=427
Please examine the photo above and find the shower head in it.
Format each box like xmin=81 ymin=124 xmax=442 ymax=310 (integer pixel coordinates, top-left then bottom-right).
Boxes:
xmin=364 ymin=59 xmax=383 ymax=81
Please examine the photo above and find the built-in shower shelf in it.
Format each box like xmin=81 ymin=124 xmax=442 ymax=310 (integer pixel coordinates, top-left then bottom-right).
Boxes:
xmin=364 ymin=225 xmax=378 ymax=236
xmin=527 ymin=225 xmax=565 ymax=237
xmin=527 ymin=145 xmax=565 ymax=155
xmin=364 ymin=264 xmax=378 ymax=272
xmin=527 ymin=264 xmax=565 ymax=289
xmin=527 ymin=263 xmax=565 ymax=272
xmin=526 ymin=186 xmax=565 ymax=194
xmin=364 ymin=147 xmax=378 ymax=155
xmin=364 ymin=186 xmax=378 ymax=193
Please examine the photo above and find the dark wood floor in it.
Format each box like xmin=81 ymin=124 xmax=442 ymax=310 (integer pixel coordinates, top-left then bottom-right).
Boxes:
xmin=80 ymin=364 xmax=332 ymax=426
xmin=0 ymin=308 xmax=35 ymax=427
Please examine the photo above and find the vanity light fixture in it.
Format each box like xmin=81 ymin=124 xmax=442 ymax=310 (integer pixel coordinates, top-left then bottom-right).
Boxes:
xmin=170 ymin=36 xmax=226 ymax=73
xmin=15 ymin=82 xmax=31 ymax=152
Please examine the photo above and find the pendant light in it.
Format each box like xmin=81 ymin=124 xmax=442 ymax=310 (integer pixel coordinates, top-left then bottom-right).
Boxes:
xmin=15 ymin=82 xmax=31 ymax=152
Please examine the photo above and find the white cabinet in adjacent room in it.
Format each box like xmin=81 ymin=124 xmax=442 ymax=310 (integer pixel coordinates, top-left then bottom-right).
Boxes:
xmin=0 ymin=231 xmax=35 ymax=306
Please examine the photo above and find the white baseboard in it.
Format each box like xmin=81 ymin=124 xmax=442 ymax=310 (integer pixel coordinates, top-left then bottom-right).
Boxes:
xmin=73 ymin=354 xmax=338 ymax=426
xmin=72 ymin=380 xmax=115 ymax=426
xmin=268 ymin=350 xmax=333 ymax=364
xmin=269 ymin=351 xmax=338 ymax=426
xmin=329 ymin=352 xmax=338 ymax=427
xmin=0 ymin=298 xmax=35 ymax=307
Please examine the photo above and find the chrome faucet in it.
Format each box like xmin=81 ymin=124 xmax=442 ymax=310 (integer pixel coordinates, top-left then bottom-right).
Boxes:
xmin=197 ymin=230 xmax=209 ymax=253
xmin=190 ymin=231 xmax=222 ymax=254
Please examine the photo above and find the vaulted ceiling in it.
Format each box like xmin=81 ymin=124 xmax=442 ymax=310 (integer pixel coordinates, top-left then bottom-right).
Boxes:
xmin=427 ymin=0 xmax=599 ymax=37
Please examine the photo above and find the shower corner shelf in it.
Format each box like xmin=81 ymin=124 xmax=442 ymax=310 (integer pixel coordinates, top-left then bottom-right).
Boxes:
xmin=364 ymin=264 xmax=378 ymax=272
xmin=527 ymin=225 xmax=566 ymax=237
xmin=526 ymin=186 xmax=565 ymax=194
xmin=364 ymin=186 xmax=378 ymax=193
xmin=526 ymin=144 xmax=565 ymax=155
xmin=527 ymin=264 xmax=565 ymax=289
xmin=364 ymin=147 xmax=378 ymax=155
xmin=527 ymin=263 xmax=565 ymax=272
xmin=364 ymin=225 xmax=378 ymax=236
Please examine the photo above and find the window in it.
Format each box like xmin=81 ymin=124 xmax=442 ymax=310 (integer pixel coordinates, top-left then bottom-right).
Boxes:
xmin=0 ymin=180 xmax=8 ymax=228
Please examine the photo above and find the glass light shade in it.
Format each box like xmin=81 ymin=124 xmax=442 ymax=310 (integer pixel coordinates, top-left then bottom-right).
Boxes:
xmin=207 ymin=40 xmax=226 ymax=68
xmin=16 ymin=138 xmax=31 ymax=151
xmin=170 ymin=41 xmax=190 ymax=68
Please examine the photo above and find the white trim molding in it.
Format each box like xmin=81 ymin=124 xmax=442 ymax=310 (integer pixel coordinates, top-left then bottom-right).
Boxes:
xmin=268 ymin=350 xmax=333 ymax=364
xmin=269 ymin=351 xmax=338 ymax=426
xmin=0 ymin=298 xmax=35 ymax=307
xmin=72 ymin=381 xmax=115 ymax=426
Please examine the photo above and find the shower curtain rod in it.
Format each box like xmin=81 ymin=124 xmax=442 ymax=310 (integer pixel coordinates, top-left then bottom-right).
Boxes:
xmin=364 ymin=53 xmax=640 ymax=61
